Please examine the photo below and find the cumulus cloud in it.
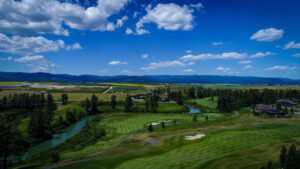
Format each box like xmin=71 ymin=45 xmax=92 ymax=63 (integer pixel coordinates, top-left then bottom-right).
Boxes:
xmin=189 ymin=2 xmax=204 ymax=10
xmin=215 ymin=66 xmax=230 ymax=72
xmin=183 ymin=69 xmax=194 ymax=72
xmin=185 ymin=50 xmax=192 ymax=54
xmin=212 ymin=42 xmax=223 ymax=46
xmin=292 ymin=53 xmax=300 ymax=58
xmin=108 ymin=60 xmax=128 ymax=65
xmin=181 ymin=52 xmax=247 ymax=61
xmin=65 ymin=43 xmax=82 ymax=50
xmin=136 ymin=3 xmax=199 ymax=35
xmin=250 ymin=28 xmax=284 ymax=42
xmin=243 ymin=65 xmax=253 ymax=69
xmin=126 ymin=28 xmax=133 ymax=34
xmin=14 ymin=55 xmax=59 ymax=72
xmin=141 ymin=60 xmax=186 ymax=71
xmin=0 ymin=0 xmax=130 ymax=35
xmin=14 ymin=55 xmax=44 ymax=62
xmin=141 ymin=54 xmax=148 ymax=59
xmin=249 ymin=52 xmax=275 ymax=58
xmin=283 ymin=41 xmax=300 ymax=49
xmin=265 ymin=66 xmax=297 ymax=71
xmin=0 ymin=33 xmax=80 ymax=55
xmin=0 ymin=56 xmax=12 ymax=61
xmin=0 ymin=33 xmax=65 ymax=55
xmin=238 ymin=60 xmax=251 ymax=64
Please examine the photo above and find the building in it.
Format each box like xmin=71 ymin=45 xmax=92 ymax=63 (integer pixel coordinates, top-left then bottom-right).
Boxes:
xmin=276 ymin=99 xmax=296 ymax=107
xmin=254 ymin=104 xmax=276 ymax=113
xmin=264 ymin=109 xmax=287 ymax=117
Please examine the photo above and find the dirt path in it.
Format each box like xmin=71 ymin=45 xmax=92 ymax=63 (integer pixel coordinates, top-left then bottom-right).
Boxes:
xmin=102 ymin=86 xmax=113 ymax=93
xmin=45 ymin=112 xmax=241 ymax=169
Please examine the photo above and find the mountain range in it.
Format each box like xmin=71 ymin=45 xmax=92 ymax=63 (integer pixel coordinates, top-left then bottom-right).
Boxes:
xmin=0 ymin=72 xmax=299 ymax=84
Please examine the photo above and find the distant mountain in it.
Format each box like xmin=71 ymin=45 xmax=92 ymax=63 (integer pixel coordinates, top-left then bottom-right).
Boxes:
xmin=0 ymin=72 xmax=299 ymax=84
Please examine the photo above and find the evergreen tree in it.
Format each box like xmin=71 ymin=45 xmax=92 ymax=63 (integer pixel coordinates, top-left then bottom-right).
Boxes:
xmin=286 ymin=144 xmax=299 ymax=169
xmin=91 ymin=94 xmax=99 ymax=114
xmin=0 ymin=112 xmax=28 ymax=169
xmin=145 ymin=96 xmax=150 ymax=113
xmin=193 ymin=114 xmax=198 ymax=122
xmin=267 ymin=160 xmax=272 ymax=169
xmin=150 ymin=94 xmax=159 ymax=113
xmin=124 ymin=95 xmax=133 ymax=112
xmin=280 ymin=146 xmax=287 ymax=168
xmin=148 ymin=123 xmax=153 ymax=132
xmin=51 ymin=152 xmax=60 ymax=163
xmin=161 ymin=120 xmax=165 ymax=128
xmin=111 ymin=95 xmax=117 ymax=110
xmin=66 ymin=108 xmax=76 ymax=123
xmin=85 ymin=98 xmax=91 ymax=114
xmin=61 ymin=94 xmax=68 ymax=105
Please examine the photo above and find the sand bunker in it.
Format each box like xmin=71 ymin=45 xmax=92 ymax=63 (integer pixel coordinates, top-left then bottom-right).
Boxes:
xmin=148 ymin=120 xmax=171 ymax=126
xmin=185 ymin=134 xmax=206 ymax=140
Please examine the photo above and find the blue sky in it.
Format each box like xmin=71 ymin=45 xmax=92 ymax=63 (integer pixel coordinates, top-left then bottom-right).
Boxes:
xmin=0 ymin=0 xmax=300 ymax=79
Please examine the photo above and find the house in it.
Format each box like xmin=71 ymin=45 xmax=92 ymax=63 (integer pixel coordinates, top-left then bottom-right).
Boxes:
xmin=264 ymin=109 xmax=287 ymax=117
xmin=276 ymin=99 xmax=296 ymax=107
xmin=254 ymin=104 xmax=275 ymax=113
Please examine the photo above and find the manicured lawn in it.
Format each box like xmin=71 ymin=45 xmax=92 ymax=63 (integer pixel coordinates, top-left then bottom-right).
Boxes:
xmin=186 ymin=97 xmax=218 ymax=109
xmin=58 ymin=122 xmax=300 ymax=169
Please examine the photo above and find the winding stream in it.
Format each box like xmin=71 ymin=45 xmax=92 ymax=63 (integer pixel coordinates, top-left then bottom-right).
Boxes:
xmin=23 ymin=116 xmax=95 ymax=160
xmin=185 ymin=104 xmax=201 ymax=114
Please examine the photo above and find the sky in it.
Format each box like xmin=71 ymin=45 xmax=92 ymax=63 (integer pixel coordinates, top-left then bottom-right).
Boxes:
xmin=0 ymin=0 xmax=300 ymax=79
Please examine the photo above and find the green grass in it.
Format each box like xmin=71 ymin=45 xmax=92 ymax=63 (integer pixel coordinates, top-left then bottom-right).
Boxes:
xmin=186 ymin=97 xmax=218 ymax=109
xmin=57 ymin=122 xmax=300 ymax=169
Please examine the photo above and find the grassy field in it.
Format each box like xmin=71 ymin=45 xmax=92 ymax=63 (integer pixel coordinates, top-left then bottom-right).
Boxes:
xmin=173 ymin=84 xmax=300 ymax=90
xmin=186 ymin=97 xmax=218 ymax=109
xmin=51 ymin=112 xmax=300 ymax=169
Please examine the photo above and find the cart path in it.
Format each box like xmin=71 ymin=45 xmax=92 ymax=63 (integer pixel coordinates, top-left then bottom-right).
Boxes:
xmin=45 ymin=111 xmax=241 ymax=169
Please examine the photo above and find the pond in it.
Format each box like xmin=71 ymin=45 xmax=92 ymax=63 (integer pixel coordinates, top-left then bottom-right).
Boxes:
xmin=185 ymin=104 xmax=201 ymax=114
xmin=23 ymin=115 xmax=94 ymax=160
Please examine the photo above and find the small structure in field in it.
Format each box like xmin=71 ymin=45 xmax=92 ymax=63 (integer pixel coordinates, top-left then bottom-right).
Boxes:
xmin=54 ymin=101 xmax=63 ymax=105
xmin=276 ymin=99 xmax=296 ymax=107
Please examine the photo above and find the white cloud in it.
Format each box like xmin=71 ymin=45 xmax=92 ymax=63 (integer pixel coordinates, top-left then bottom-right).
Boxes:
xmin=250 ymin=28 xmax=284 ymax=42
xmin=215 ymin=66 xmax=230 ymax=72
xmin=14 ymin=55 xmax=45 ymax=62
xmin=0 ymin=56 xmax=12 ymax=61
xmin=141 ymin=60 xmax=186 ymax=71
xmin=189 ymin=3 xmax=204 ymax=10
xmin=122 ymin=69 xmax=131 ymax=74
xmin=265 ymin=66 xmax=297 ymax=71
xmin=243 ymin=65 xmax=253 ymax=69
xmin=181 ymin=52 xmax=247 ymax=61
xmin=141 ymin=54 xmax=148 ymax=59
xmin=0 ymin=0 xmax=130 ymax=35
xmin=185 ymin=50 xmax=192 ymax=54
xmin=66 ymin=43 xmax=82 ymax=50
xmin=126 ymin=28 xmax=133 ymax=34
xmin=108 ymin=60 xmax=128 ymax=65
xmin=183 ymin=69 xmax=194 ymax=72
xmin=238 ymin=60 xmax=251 ymax=64
xmin=14 ymin=55 xmax=59 ymax=72
xmin=292 ymin=53 xmax=300 ymax=58
xmin=0 ymin=33 xmax=66 ymax=55
xmin=249 ymin=52 xmax=275 ymax=58
xmin=133 ymin=11 xmax=140 ymax=18
xmin=283 ymin=41 xmax=300 ymax=49
xmin=212 ymin=42 xmax=223 ymax=46
xmin=117 ymin=16 xmax=128 ymax=28
xmin=136 ymin=3 xmax=199 ymax=35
